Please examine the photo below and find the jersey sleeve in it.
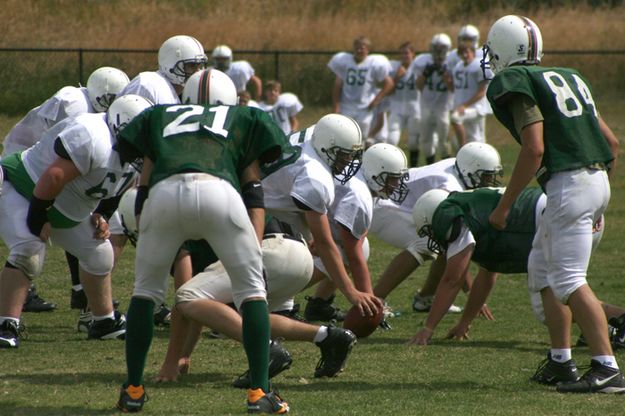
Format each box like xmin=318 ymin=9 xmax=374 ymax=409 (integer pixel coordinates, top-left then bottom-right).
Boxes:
xmin=370 ymin=55 xmax=392 ymax=82
xmin=327 ymin=52 xmax=349 ymax=78
xmin=332 ymin=188 xmax=370 ymax=239
xmin=56 ymin=121 xmax=104 ymax=175
xmin=291 ymin=174 xmax=333 ymax=214
xmin=280 ymin=93 xmax=303 ymax=117
xmin=445 ymin=224 xmax=475 ymax=259
xmin=487 ymin=68 xmax=537 ymax=106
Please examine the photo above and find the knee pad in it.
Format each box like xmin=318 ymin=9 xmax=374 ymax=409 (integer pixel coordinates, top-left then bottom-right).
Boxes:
xmin=77 ymin=241 xmax=114 ymax=276
xmin=7 ymin=253 xmax=44 ymax=279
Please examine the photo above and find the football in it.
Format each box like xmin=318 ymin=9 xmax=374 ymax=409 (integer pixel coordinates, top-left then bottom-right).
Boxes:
xmin=342 ymin=305 xmax=384 ymax=338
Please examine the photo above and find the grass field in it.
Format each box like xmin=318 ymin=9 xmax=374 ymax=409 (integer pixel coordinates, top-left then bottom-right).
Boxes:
xmin=1 ymin=99 xmax=625 ymax=415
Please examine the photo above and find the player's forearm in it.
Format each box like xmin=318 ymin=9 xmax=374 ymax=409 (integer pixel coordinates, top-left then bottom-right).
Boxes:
xmin=316 ymin=241 xmax=357 ymax=296
xmin=598 ymin=116 xmax=619 ymax=177
xmin=424 ymin=269 xmax=465 ymax=331
xmin=459 ymin=269 xmax=497 ymax=327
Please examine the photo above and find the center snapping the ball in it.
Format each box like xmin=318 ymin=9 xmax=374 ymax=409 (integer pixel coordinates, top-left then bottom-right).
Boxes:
xmin=343 ymin=305 xmax=384 ymax=338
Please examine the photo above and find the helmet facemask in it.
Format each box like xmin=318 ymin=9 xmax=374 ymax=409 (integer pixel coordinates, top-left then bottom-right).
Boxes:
xmin=417 ymin=224 xmax=443 ymax=255
xmin=373 ymin=170 xmax=409 ymax=203
xmin=480 ymin=44 xmax=496 ymax=80
xmin=171 ymin=57 xmax=208 ymax=85
xmin=467 ymin=167 xmax=503 ymax=188
xmin=324 ymin=146 xmax=362 ymax=185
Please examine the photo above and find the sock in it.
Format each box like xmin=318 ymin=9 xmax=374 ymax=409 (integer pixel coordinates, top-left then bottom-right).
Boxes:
xmin=314 ymin=326 xmax=329 ymax=344
xmin=241 ymin=300 xmax=270 ymax=393
xmin=93 ymin=311 xmax=115 ymax=321
xmin=592 ymin=355 xmax=619 ymax=370
xmin=409 ymin=150 xmax=419 ymax=167
xmin=65 ymin=251 xmax=81 ymax=286
xmin=550 ymin=348 xmax=572 ymax=363
xmin=124 ymin=297 xmax=155 ymax=387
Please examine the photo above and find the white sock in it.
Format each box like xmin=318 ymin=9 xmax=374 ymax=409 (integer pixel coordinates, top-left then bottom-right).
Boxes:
xmin=314 ymin=326 xmax=329 ymax=344
xmin=592 ymin=355 xmax=619 ymax=370
xmin=550 ymin=348 xmax=572 ymax=363
xmin=93 ymin=312 xmax=114 ymax=321
xmin=0 ymin=316 xmax=19 ymax=326
xmin=72 ymin=284 xmax=83 ymax=292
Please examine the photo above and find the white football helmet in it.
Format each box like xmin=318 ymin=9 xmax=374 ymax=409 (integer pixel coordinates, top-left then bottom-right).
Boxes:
xmin=362 ymin=143 xmax=409 ymax=203
xmin=458 ymin=24 xmax=480 ymax=49
xmin=118 ymin=188 xmax=138 ymax=241
xmin=455 ymin=142 xmax=503 ymax=189
xmin=312 ymin=114 xmax=363 ymax=184
xmin=262 ymin=234 xmax=313 ymax=301
xmin=211 ymin=45 xmax=233 ymax=71
xmin=181 ymin=68 xmax=238 ymax=105
xmin=430 ymin=33 xmax=452 ymax=64
xmin=482 ymin=15 xmax=543 ymax=75
xmin=107 ymin=94 xmax=153 ymax=137
xmin=412 ymin=189 xmax=449 ymax=254
xmin=158 ymin=35 xmax=208 ymax=86
xmin=86 ymin=67 xmax=130 ymax=113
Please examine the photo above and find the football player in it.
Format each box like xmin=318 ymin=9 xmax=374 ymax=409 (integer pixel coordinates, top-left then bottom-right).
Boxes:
xmin=446 ymin=24 xmax=482 ymax=74
xmin=2 ymin=66 xmax=130 ymax=313
xmin=211 ymin=44 xmax=263 ymax=100
xmin=0 ymin=94 xmax=152 ymax=350
xmin=261 ymin=114 xmax=383 ymax=322
xmin=484 ymin=16 xmax=621 ymax=393
xmin=258 ymin=80 xmax=303 ymax=134
xmin=154 ymin=233 xmax=357 ymax=384
xmin=370 ymin=142 xmax=502 ymax=314
xmin=327 ymin=36 xmax=394 ymax=138
xmin=413 ymin=33 xmax=454 ymax=164
xmin=115 ymin=69 xmax=289 ymax=413
xmin=444 ymin=42 xmax=492 ymax=146
xmin=387 ymin=42 xmax=420 ymax=156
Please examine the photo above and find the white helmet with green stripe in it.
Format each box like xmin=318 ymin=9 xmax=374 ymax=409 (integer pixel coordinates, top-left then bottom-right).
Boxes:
xmin=182 ymin=68 xmax=237 ymax=106
xmin=483 ymin=15 xmax=543 ymax=74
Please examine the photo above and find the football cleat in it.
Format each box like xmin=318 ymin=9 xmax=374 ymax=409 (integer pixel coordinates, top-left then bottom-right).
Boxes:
xmin=117 ymin=384 xmax=147 ymax=413
xmin=609 ymin=313 xmax=625 ymax=350
xmin=0 ymin=319 xmax=21 ymax=349
xmin=233 ymin=339 xmax=293 ymax=389
xmin=247 ymin=388 xmax=289 ymax=414
xmin=314 ymin=326 xmax=357 ymax=378
xmin=70 ymin=288 xmax=88 ymax=310
xmin=556 ymin=360 xmax=625 ymax=394
xmin=153 ymin=303 xmax=172 ymax=326
xmin=87 ymin=310 xmax=126 ymax=340
xmin=304 ymin=295 xmax=346 ymax=322
xmin=22 ymin=285 xmax=57 ymax=312
xmin=412 ymin=294 xmax=462 ymax=313
xmin=77 ymin=308 xmax=93 ymax=333
xmin=531 ymin=353 xmax=579 ymax=385
xmin=271 ymin=304 xmax=307 ymax=322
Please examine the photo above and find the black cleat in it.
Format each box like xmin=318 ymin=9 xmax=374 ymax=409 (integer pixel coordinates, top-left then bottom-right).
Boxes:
xmin=70 ymin=288 xmax=88 ymax=310
xmin=0 ymin=320 xmax=21 ymax=349
xmin=117 ymin=384 xmax=147 ymax=412
xmin=23 ymin=286 xmax=57 ymax=312
xmin=233 ymin=339 xmax=292 ymax=389
xmin=531 ymin=353 xmax=579 ymax=385
xmin=153 ymin=303 xmax=171 ymax=326
xmin=609 ymin=313 xmax=625 ymax=350
xmin=272 ymin=304 xmax=307 ymax=322
xmin=557 ymin=360 xmax=625 ymax=393
xmin=314 ymin=326 xmax=357 ymax=378
xmin=88 ymin=311 xmax=126 ymax=340
xmin=304 ymin=295 xmax=345 ymax=322
xmin=247 ymin=388 xmax=289 ymax=414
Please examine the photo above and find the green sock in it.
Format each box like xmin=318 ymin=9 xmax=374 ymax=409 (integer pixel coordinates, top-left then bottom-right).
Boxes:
xmin=124 ymin=297 xmax=154 ymax=387
xmin=241 ymin=300 xmax=270 ymax=392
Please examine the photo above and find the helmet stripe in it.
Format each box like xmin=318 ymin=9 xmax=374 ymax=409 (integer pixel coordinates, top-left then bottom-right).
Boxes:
xmin=519 ymin=16 xmax=538 ymax=62
xmin=199 ymin=69 xmax=211 ymax=104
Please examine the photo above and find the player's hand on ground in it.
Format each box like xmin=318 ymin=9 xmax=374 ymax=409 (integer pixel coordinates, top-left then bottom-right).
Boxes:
xmin=155 ymin=362 xmax=180 ymax=383
xmin=408 ymin=328 xmax=432 ymax=345
xmin=91 ymin=213 xmax=110 ymax=240
xmin=478 ymin=304 xmax=495 ymax=321
xmin=348 ymin=290 xmax=383 ymax=317
xmin=446 ymin=323 xmax=470 ymax=341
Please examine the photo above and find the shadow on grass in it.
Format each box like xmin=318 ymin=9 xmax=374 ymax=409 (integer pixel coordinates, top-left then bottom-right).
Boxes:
xmin=1 ymin=401 xmax=119 ymax=415
xmin=361 ymin=336 xmax=549 ymax=353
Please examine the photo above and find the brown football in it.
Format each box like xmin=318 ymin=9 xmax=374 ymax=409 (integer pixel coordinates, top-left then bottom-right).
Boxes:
xmin=342 ymin=305 xmax=384 ymax=338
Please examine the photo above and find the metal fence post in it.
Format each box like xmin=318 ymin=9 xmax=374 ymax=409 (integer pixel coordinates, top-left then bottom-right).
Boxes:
xmin=78 ymin=48 xmax=84 ymax=85
xmin=274 ymin=51 xmax=279 ymax=81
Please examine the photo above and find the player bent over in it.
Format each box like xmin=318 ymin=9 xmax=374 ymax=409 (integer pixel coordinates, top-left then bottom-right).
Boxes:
xmin=115 ymin=69 xmax=290 ymax=413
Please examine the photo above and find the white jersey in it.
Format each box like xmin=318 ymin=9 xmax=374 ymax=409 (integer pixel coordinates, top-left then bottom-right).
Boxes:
xmin=447 ymin=48 xmax=485 ymax=73
xmin=451 ymin=57 xmax=492 ymax=115
xmin=3 ymin=86 xmax=92 ymax=156
xmin=258 ymin=92 xmax=303 ymax=134
xmin=21 ymin=113 xmax=124 ymax=222
xmin=263 ymin=127 xmax=334 ymax=215
xmin=377 ymin=158 xmax=465 ymax=215
xmin=388 ymin=60 xmax=420 ymax=117
xmin=330 ymin=170 xmax=373 ymax=240
xmin=328 ymin=52 xmax=392 ymax=112
xmin=224 ymin=61 xmax=256 ymax=92
xmin=411 ymin=53 xmax=453 ymax=112
xmin=120 ymin=71 xmax=179 ymax=105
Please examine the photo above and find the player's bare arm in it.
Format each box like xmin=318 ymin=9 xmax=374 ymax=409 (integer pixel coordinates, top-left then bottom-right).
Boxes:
xmin=338 ymin=225 xmax=373 ymax=294
xmin=597 ymin=116 xmax=619 ymax=178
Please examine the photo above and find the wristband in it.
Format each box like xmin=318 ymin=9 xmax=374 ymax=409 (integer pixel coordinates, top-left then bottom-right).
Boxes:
xmin=134 ymin=185 xmax=149 ymax=216
xmin=27 ymin=196 xmax=54 ymax=236
xmin=241 ymin=180 xmax=264 ymax=209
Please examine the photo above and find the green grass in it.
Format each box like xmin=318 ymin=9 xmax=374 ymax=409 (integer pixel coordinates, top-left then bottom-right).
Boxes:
xmin=1 ymin=102 xmax=625 ymax=415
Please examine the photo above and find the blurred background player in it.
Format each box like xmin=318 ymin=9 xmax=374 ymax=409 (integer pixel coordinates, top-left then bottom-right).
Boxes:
xmin=1 ymin=66 xmax=130 ymax=314
xmin=413 ymin=33 xmax=454 ymax=164
xmin=212 ymin=44 xmax=263 ymax=101
xmin=258 ymin=80 xmax=303 ymax=134
xmin=328 ymin=36 xmax=394 ymax=139
xmin=444 ymin=42 xmax=492 ymax=147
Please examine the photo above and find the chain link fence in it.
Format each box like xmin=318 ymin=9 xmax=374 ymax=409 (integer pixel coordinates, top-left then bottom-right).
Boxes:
xmin=1 ymin=48 xmax=624 ymax=115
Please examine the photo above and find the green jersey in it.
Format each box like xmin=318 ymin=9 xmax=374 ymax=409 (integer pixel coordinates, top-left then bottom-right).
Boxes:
xmin=487 ymin=66 xmax=613 ymax=185
xmin=431 ymin=187 xmax=543 ymax=273
xmin=117 ymin=104 xmax=287 ymax=190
